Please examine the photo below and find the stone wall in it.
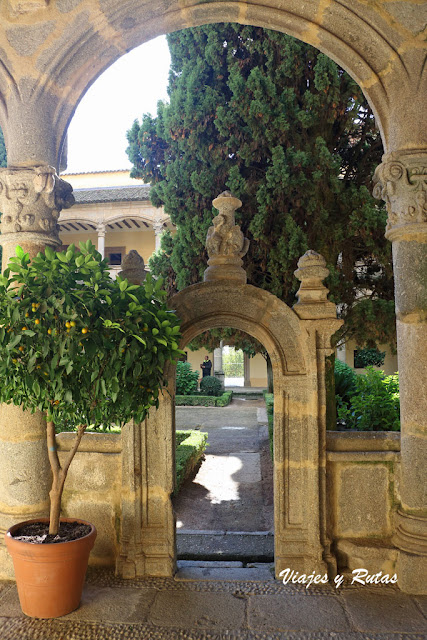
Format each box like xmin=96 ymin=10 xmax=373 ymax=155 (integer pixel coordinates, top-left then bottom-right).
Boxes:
xmin=57 ymin=432 xmax=122 ymax=567
xmin=57 ymin=430 xmax=401 ymax=572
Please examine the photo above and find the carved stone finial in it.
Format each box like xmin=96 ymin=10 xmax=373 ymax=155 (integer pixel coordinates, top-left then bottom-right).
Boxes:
xmin=293 ymin=250 xmax=338 ymax=319
xmin=0 ymin=165 xmax=74 ymax=248
xmin=204 ymin=191 xmax=249 ymax=284
xmin=118 ymin=250 xmax=146 ymax=285
xmin=373 ymin=151 xmax=427 ymax=241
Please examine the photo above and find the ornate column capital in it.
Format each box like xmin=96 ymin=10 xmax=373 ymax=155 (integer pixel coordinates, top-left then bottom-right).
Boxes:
xmin=152 ymin=218 xmax=165 ymax=236
xmin=373 ymin=150 xmax=427 ymax=242
xmin=204 ymin=191 xmax=249 ymax=284
xmin=96 ymin=222 xmax=106 ymax=238
xmin=0 ymin=165 xmax=74 ymax=249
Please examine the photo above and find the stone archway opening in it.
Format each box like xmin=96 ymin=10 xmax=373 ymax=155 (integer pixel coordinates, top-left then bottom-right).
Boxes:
xmin=173 ymin=327 xmax=275 ymax=570
xmin=116 ymin=192 xmax=341 ymax=580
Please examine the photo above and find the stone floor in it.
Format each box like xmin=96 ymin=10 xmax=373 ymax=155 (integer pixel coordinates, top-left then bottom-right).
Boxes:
xmin=0 ymin=566 xmax=426 ymax=639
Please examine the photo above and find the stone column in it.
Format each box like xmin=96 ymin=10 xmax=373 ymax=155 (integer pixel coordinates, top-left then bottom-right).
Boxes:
xmin=0 ymin=164 xmax=74 ymax=579
xmin=243 ymin=353 xmax=251 ymax=387
xmin=293 ymin=250 xmax=343 ymax=576
xmin=97 ymin=223 xmax=106 ymax=259
xmin=153 ymin=218 xmax=164 ymax=251
xmin=373 ymin=150 xmax=427 ymax=594
xmin=214 ymin=340 xmax=225 ymax=390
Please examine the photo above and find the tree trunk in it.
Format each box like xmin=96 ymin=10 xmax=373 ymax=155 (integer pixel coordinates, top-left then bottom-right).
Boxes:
xmin=49 ymin=478 xmax=64 ymax=535
xmin=266 ymin=354 xmax=274 ymax=394
xmin=325 ymin=352 xmax=336 ymax=430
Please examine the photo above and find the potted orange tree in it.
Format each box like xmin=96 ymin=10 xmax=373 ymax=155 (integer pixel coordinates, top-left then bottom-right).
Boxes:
xmin=0 ymin=241 xmax=182 ymax=618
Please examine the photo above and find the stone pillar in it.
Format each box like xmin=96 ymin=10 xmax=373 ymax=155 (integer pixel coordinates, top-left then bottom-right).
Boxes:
xmin=97 ymin=223 xmax=106 ymax=259
xmin=293 ymin=250 xmax=343 ymax=576
xmin=153 ymin=218 xmax=164 ymax=251
xmin=243 ymin=353 xmax=251 ymax=387
xmin=373 ymin=150 xmax=427 ymax=594
xmin=214 ymin=341 xmax=225 ymax=390
xmin=0 ymin=164 xmax=74 ymax=579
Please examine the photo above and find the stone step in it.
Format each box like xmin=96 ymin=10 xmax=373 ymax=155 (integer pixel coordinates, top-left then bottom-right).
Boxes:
xmin=176 ymin=530 xmax=274 ymax=561
xmin=175 ymin=560 xmax=275 ymax=581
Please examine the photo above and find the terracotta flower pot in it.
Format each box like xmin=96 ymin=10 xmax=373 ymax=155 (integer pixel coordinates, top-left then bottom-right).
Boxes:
xmin=5 ymin=517 xmax=96 ymax=619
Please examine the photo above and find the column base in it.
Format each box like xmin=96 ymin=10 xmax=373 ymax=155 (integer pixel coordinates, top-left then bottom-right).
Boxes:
xmin=394 ymin=510 xmax=427 ymax=594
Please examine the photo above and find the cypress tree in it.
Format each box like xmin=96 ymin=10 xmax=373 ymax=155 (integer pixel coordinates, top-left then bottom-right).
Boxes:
xmin=127 ymin=24 xmax=395 ymax=351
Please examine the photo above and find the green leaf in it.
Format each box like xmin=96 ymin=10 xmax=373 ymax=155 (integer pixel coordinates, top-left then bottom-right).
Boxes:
xmin=119 ymin=280 xmax=127 ymax=292
xmin=65 ymin=390 xmax=73 ymax=403
xmin=45 ymin=246 xmax=55 ymax=261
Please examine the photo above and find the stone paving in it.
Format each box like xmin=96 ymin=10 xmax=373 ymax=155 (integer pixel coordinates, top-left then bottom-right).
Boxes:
xmin=1 ymin=399 xmax=425 ymax=638
xmin=0 ymin=566 xmax=426 ymax=639
xmin=174 ymin=399 xmax=273 ymax=533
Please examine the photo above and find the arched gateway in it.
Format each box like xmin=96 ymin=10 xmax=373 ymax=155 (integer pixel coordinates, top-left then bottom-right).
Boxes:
xmin=116 ymin=192 xmax=341 ymax=579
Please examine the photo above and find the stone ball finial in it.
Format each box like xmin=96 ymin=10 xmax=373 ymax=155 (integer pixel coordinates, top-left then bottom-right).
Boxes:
xmin=204 ymin=191 xmax=249 ymax=285
xmin=118 ymin=250 xmax=146 ymax=285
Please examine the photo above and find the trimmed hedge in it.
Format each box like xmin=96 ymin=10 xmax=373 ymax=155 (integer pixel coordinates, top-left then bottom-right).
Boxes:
xmin=175 ymin=429 xmax=208 ymax=495
xmin=175 ymin=391 xmax=233 ymax=407
xmin=264 ymin=392 xmax=274 ymax=458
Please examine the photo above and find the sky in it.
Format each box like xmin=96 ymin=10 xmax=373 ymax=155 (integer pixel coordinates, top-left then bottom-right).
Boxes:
xmin=65 ymin=36 xmax=171 ymax=174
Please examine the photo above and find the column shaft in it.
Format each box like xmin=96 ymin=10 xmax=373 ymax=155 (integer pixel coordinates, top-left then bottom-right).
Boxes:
xmin=0 ymin=164 xmax=74 ymax=579
xmin=374 ymin=151 xmax=427 ymax=593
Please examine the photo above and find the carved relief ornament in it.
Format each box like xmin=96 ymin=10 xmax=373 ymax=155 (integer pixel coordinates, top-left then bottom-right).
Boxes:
xmin=0 ymin=165 xmax=74 ymax=246
xmin=373 ymin=152 xmax=427 ymax=241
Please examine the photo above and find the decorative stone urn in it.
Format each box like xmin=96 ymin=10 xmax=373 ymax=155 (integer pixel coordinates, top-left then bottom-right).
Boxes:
xmin=204 ymin=191 xmax=249 ymax=284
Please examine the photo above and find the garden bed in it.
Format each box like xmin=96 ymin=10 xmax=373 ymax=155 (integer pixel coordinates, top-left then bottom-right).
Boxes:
xmin=175 ymin=391 xmax=233 ymax=407
xmin=175 ymin=429 xmax=208 ymax=495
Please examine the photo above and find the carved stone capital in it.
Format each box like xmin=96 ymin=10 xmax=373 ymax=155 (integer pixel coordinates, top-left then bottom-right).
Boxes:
xmin=152 ymin=219 xmax=165 ymax=236
xmin=0 ymin=165 xmax=74 ymax=248
xmin=118 ymin=250 xmax=146 ymax=284
xmin=204 ymin=191 xmax=249 ymax=284
xmin=373 ymin=151 xmax=427 ymax=241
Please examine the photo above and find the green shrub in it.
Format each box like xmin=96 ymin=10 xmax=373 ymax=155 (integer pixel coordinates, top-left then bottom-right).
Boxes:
xmin=354 ymin=347 xmax=386 ymax=369
xmin=263 ymin=392 xmax=274 ymax=459
xmin=175 ymin=391 xmax=232 ymax=407
xmin=200 ymin=375 xmax=222 ymax=396
xmin=334 ymin=360 xmax=357 ymax=407
xmin=337 ymin=367 xmax=400 ymax=431
xmin=215 ymin=391 xmax=233 ymax=407
xmin=176 ymin=360 xmax=199 ymax=395
xmin=175 ymin=429 xmax=208 ymax=494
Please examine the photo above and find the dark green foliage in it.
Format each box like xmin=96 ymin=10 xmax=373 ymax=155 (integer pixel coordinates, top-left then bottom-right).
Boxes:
xmin=0 ymin=241 xmax=183 ymax=428
xmin=264 ymin=392 xmax=274 ymax=458
xmin=200 ymin=375 xmax=223 ymax=396
xmin=176 ymin=360 xmax=199 ymax=395
xmin=127 ymin=24 xmax=395 ymax=352
xmin=0 ymin=127 xmax=6 ymax=168
xmin=354 ymin=347 xmax=386 ymax=369
xmin=337 ymin=367 xmax=400 ymax=431
xmin=175 ymin=429 xmax=208 ymax=494
xmin=175 ymin=390 xmax=232 ymax=406
xmin=334 ymin=359 xmax=357 ymax=406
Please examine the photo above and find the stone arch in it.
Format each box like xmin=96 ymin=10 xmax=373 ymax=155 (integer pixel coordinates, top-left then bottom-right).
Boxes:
xmin=117 ymin=268 xmax=341 ymax=579
xmin=1 ymin=0 xmax=423 ymax=165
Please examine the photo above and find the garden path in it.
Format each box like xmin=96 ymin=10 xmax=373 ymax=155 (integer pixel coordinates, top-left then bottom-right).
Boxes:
xmin=173 ymin=398 xmax=273 ymax=534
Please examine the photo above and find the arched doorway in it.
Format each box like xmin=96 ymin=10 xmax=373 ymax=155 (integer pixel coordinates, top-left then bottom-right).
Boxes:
xmin=117 ymin=195 xmax=341 ymax=579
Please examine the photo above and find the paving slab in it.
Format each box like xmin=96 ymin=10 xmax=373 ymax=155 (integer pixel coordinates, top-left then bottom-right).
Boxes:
xmin=342 ymin=588 xmax=427 ymax=633
xmin=149 ymin=590 xmax=246 ymax=629
xmin=0 ymin=568 xmax=426 ymax=640
xmin=248 ymin=593 xmax=351 ymax=632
